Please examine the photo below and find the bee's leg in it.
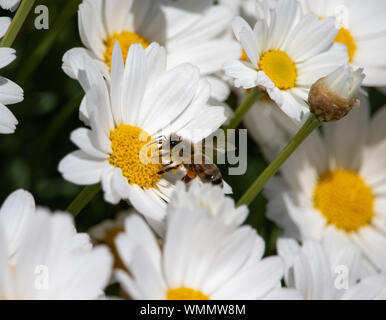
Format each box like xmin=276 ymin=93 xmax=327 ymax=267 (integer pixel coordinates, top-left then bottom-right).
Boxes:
xmin=157 ymin=135 xmax=167 ymax=141
xmin=153 ymin=134 xmax=167 ymax=143
xmin=157 ymin=163 xmax=180 ymax=175
xmin=182 ymin=174 xmax=195 ymax=184
xmin=146 ymin=136 xmax=165 ymax=148
xmin=182 ymin=175 xmax=192 ymax=184
xmin=182 ymin=166 xmax=196 ymax=184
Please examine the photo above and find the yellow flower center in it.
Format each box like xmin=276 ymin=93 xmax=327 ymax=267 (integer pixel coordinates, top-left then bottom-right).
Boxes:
xmin=313 ymin=169 xmax=374 ymax=232
xmin=167 ymin=287 xmax=210 ymax=300
xmin=109 ymin=124 xmax=163 ymax=189
xmin=103 ymin=31 xmax=150 ymax=70
xmin=258 ymin=50 xmax=297 ymax=90
xmin=240 ymin=49 xmax=248 ymax=61
xmin=334 ymin=27 xmax=357 ymax=63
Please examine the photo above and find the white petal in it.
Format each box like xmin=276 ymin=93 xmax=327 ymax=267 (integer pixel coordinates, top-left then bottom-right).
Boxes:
xmin=212 ymin=257 xmax=284 ymax=300
xmin=141 ymin=64 xmax=200 ymax=134
xmin=0 ymin=0 xmax=20 ymax=11
xmin=369 ymin=105 xmax=386 ymax=146
xmin=167 ymin=4 xmax=234 ymax=47
xmin=0 ymin=189 xmax=35 ymax=257
xmin=0 ymin=76 xmax=23 ymax=105
xmin=224 ymin=60 xmax=259 ymax=89
xmin=58 ymin=150 xmax=107 ymax=185
xmin=78 ymin=0 xmax=106 ymax=59
xmin=168 ymin=40 xmax=241 ymax=76
xmin=0 ymin=17 xmax=11 ymax=38
xmin=70 ymin=127 xmax=109 ymax=159
xmin=0 ymin=102 xmax=17 ymax=134
xmin=0 ymin=47 xmax=16 ymax=69
xmin=206 ymin=76 xmax=230 ymax=102
xmin=115 ymin=214 xmax=161 ymax=273
xmin=323 ymin=96 xmax=369 ymax=171
xmin=104 ymin=0 xmax=135 ymax=35
xmin=120 ymin=44 xmax=148 ymax=126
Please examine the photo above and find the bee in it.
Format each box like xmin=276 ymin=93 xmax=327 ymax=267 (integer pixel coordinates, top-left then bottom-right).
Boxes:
xmin=156 ymin=133 xmax=225 ymax=188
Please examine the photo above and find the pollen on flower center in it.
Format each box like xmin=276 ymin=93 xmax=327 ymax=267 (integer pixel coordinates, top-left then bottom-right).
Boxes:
xmin=334 ymin=27 xmax=357 ymax=63
xmin=109 ymin=124 xmax=163 ymax=189
xmin=240 ymin=49 xmax=248 ymax=61
xmin=313 ymin=169 xmax=374 ymax=232
xmin=167 ymin=287 xmax=210 ymax=300
xmin=258 ymin=50 xmax=297 ymax=90
xmin=103 ymin=31 xmax=150 ymax=70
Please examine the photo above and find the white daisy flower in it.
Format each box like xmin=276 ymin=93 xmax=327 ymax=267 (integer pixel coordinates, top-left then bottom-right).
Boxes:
xmin=0 ymin=17 xmax=23 ymax=134
xmin=168 ymin=180 xmax=248 ymax=230
xmin=219 ymin=0 xmax=300 ymax=160
xmin=89 ymin=211 xmax=131 ymax=244
xmin=114 ymin=208 xmax=298 ymax=300
xmin=88 ymin=210 xmax=132 ymax=271
xmin=278 ymin=237 xmax=386 ymax=300
xmin=300 ymin=0 xmax=386 ymax=87
xmin=265 ymin=98 xmax=386 ymax=276
xmin=0 ymin=189 xmax=113 ymax=299
xmin=224 ymin=0 xmax=349 ymax=121
xmin=59 ymin=43 xmax=226 ymax=232
xmin=62 ymin=0 xmax=241 ymax=103
xmin=0 ymin=0 xmax=20 ymax=11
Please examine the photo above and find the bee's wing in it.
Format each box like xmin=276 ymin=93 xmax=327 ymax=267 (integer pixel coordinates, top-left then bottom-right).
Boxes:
xmin=191 ymin=145 xmax=214 ymax=164
xmin=212 ymin=140 xmax=237 ymax=154
xmin=197 ymin=140 xmax=236 ymax=164
xmin=168 ymin=141 xmax=192 ymax=165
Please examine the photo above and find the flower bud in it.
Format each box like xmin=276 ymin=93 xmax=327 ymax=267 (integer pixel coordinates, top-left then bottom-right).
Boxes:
xmin=308 ymin=66 xmax=365 ymax=122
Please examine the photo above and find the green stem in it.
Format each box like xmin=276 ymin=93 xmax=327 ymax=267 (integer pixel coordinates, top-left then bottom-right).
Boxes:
xmin=225 ymin=88 xmax=262 ymax=130
xmin=16 ymin=0 xmax=82 ymax=85
xmin=237 ymin=113 xmax=322 ymax=207
xmin=66 ymin=184 xmax=101 ymax=217
xmin=0 ymin=0 xmax=37 ymax=48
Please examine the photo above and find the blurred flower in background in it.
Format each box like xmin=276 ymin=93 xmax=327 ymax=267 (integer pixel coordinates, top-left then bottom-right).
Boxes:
xmin=88 ymin=210 xmax=132 ymax=272
xmin=62 ymin=0 xmax=241 ymax=102
xmin=301 ymin=0 xmax=386 ymax=87
xmin=0 ymin=189 xmax=112 ymax=299
xmin=278 ymin=236 xmax=386 ymax=299
xmin=265 ymin=99 xmax=386 ymax=276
